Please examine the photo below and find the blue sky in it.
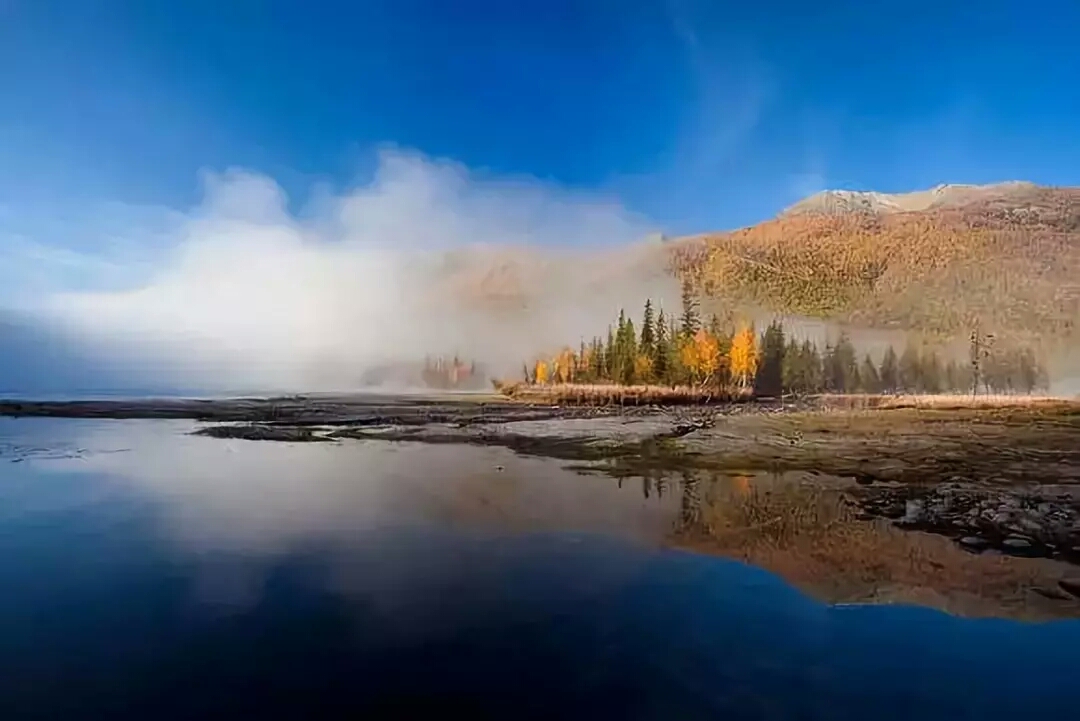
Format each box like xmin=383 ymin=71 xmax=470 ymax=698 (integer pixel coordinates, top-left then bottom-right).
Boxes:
xmin=2 ymin=0 xmax=1079 ymax=392
xmin=3 ymin=0 xmax=1078 ymax=237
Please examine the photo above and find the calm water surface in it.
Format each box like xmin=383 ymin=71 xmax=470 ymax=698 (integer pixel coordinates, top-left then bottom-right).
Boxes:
xmin=0 ymin=418 xmax=1076 ymax=719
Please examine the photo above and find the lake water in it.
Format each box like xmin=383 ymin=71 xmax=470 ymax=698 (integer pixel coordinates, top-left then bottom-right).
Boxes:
xmin=0 ymin=418 xmax=1077 ymax=719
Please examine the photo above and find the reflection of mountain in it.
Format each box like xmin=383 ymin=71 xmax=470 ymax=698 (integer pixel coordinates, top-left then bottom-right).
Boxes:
xmin=670 ymin=471 xmax=1079 ymax=620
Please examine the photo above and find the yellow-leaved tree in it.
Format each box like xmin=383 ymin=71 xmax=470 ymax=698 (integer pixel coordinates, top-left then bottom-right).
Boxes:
xmin=680 ymin=329 xmax=722 ymax=386
xmin=729 ymin=324 xmax=759 ymax=389
xmin=679 ymin=337 xmax=700 ymax=384
xmin=694 ymin=329 xmax=721 ymax=386
xmin=534 ymin=359 xmax=550 ymax=385
xmin=633 ymin=353 xmax=654 ymax=383
xmin=554 ymin=348 xmax=575 ymax=384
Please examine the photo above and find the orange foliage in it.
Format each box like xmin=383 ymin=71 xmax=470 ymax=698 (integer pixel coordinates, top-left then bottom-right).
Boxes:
xmin=553 ymin=348 xmax=575 ymax=384
xmin=679 ymin=329 xmax=723 ymax=385
xmin=534 ymin=359 xmax=550 ymax=385
xmin=729 ymin=325 xmax=758 ymax=388
xmin=633 ymin=352 xmax=654 ymax=381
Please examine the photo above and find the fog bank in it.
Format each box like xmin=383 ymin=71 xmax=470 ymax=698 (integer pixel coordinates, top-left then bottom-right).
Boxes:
xmin=0 ymin=150 xmax=690 ymax=394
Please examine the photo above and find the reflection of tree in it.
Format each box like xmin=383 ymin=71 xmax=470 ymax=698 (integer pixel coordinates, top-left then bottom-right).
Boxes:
xmin=667 ymin=478 xmax=1055 ymax=619
xmin=730 ymin=473 xmax=751 ymax=498
xmin=677 ymin=470 xmax=701 ymax=531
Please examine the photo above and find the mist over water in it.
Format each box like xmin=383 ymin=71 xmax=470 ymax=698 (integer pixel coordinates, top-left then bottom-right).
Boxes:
xmin=3 ymin=150 xmax=680 ymax=395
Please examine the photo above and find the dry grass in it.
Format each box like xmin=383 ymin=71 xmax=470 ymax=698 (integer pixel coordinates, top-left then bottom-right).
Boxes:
xmin=672 ymin=476 xmax=1076 ymax=619
xmin=816 ymin=393 xmax=1080 ymax=412
xmin=494 ymin=382 xmax=753 ymax=406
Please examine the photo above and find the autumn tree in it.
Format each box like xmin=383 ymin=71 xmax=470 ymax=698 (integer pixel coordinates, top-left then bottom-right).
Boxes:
xmin=534 ymin=359 xmax=550 ymax=385
xmin=553 ymin=347 xmax=575 ymax=384
xmin=729 ymin=324 xmax=758 ymax=390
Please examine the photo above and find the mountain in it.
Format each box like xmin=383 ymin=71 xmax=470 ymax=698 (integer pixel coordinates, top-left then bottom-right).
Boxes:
xmin=780 ymin=181 xmax=1041 ymax=217
xmin=668 ymin=182 xmax=1080 ymax=351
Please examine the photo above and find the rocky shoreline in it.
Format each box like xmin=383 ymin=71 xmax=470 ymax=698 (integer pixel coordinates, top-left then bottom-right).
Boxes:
xmin=853 ymin=483 xmax=1080 ymax=566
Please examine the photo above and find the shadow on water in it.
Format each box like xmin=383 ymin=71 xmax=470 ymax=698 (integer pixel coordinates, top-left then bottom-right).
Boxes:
xmin=0 ymin=418 xmax=1078 ymax=719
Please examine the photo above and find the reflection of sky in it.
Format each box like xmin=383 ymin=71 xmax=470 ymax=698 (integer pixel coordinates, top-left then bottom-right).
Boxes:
xmin=1 ymin=419 xmax=1079 ymax=717
xmin=0 ymin=418 xmax=679 ymax=620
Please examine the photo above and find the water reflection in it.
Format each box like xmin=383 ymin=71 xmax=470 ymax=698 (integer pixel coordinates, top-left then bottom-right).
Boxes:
xmin=1 ymin=419 xmax=1079 ymax=719
xmin=669 ymin=469 xmax=1080 ymax=620
xmin=13 ymin=419 xmax=678 ymax=554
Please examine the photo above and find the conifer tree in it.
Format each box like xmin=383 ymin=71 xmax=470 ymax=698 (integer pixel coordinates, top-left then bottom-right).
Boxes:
xmin=860 ymin=354 xmax=881 ymax=393
xmin=653 ymin=309 xmax=669 ymax=383
xmin=898 ymin=342 xmax=921 ymax=393
xmin=679 ymin=280 xmax=700 ymax=339
xmin=640 ymin=299 xmax=656 ymax=360
xmin=834 ymin=334 xmax=859 ymax=393
xmin=605 ymin=326 xmax=616 ymax=380
xmin=667 ymin=317 xmax=683 ymax=384
xmin=754 ymin=320 xmax=786 ymax=396
xmin=921 ymin=350 xmax=943 ymax=394
xmin=782 ymin=338 xmax=801 ymax=393
xmin=879 ymin=346 xmax=899 ymax=394
xmin=805 ymin=341 xmax=824 ymax=392
xmin=621 ymin=318 xmax=638 ymax=384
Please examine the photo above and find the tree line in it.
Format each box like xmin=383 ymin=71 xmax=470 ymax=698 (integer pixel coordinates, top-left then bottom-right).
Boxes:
xmin=525 ymin=284 xmax=1050 ymax=396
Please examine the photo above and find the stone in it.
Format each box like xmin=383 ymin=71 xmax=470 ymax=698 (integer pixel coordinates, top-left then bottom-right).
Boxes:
xmin=959 ymin=536 xmax=988 ymax=550
xmin=902 ymin=500 xmax=925 ymax=524
xmin=1002 ymin=536 xmax=1033 ymax=550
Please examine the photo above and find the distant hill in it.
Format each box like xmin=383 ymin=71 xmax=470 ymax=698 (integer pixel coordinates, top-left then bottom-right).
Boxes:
xmin=779 ymin=181 xmax=1042 ymax=217
xmin=667 ymin=183 xmax=1080 ymax=348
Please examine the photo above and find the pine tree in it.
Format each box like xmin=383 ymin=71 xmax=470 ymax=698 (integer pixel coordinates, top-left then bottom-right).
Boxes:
xmin=708 ymin=313 xmax=724 ymax=339
xmin=640 ymin=299 xmax=656 ymax=360
xmin=754 ymin=320 xmax=786 ymax=396
xmin=898 ymin=342 xmax=921 ymax=394
xmin=667 ymin=317 xmax=683 ymax=385
xmin=653 ymin=309 xmax=669 ymax=383
xmin=605 ymin=325 xmax=616 ymax=381
xmin=804 ymin=341 xmax=824 ymax=392
xmin=622 ymin=317 xmax=638 ymax=384
xmin=944 ymin=359 xmax=958 ymax=392
xmin=782 ymin=338 xmax=801 ymax=393
xmin=832 ymin=334 xmax=859 ymax=393
xmin=821 ymin=343 xmax=839 ymax=392
xmin=879 ymin=346 xmax=899 ymax=394
xmin=860 ymin=354 xmax=881 ymax=393
xmin=921 ymin=350 xmax=943 ymax=394
xmin=679 ymin=280 xmax=700 ymax=339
